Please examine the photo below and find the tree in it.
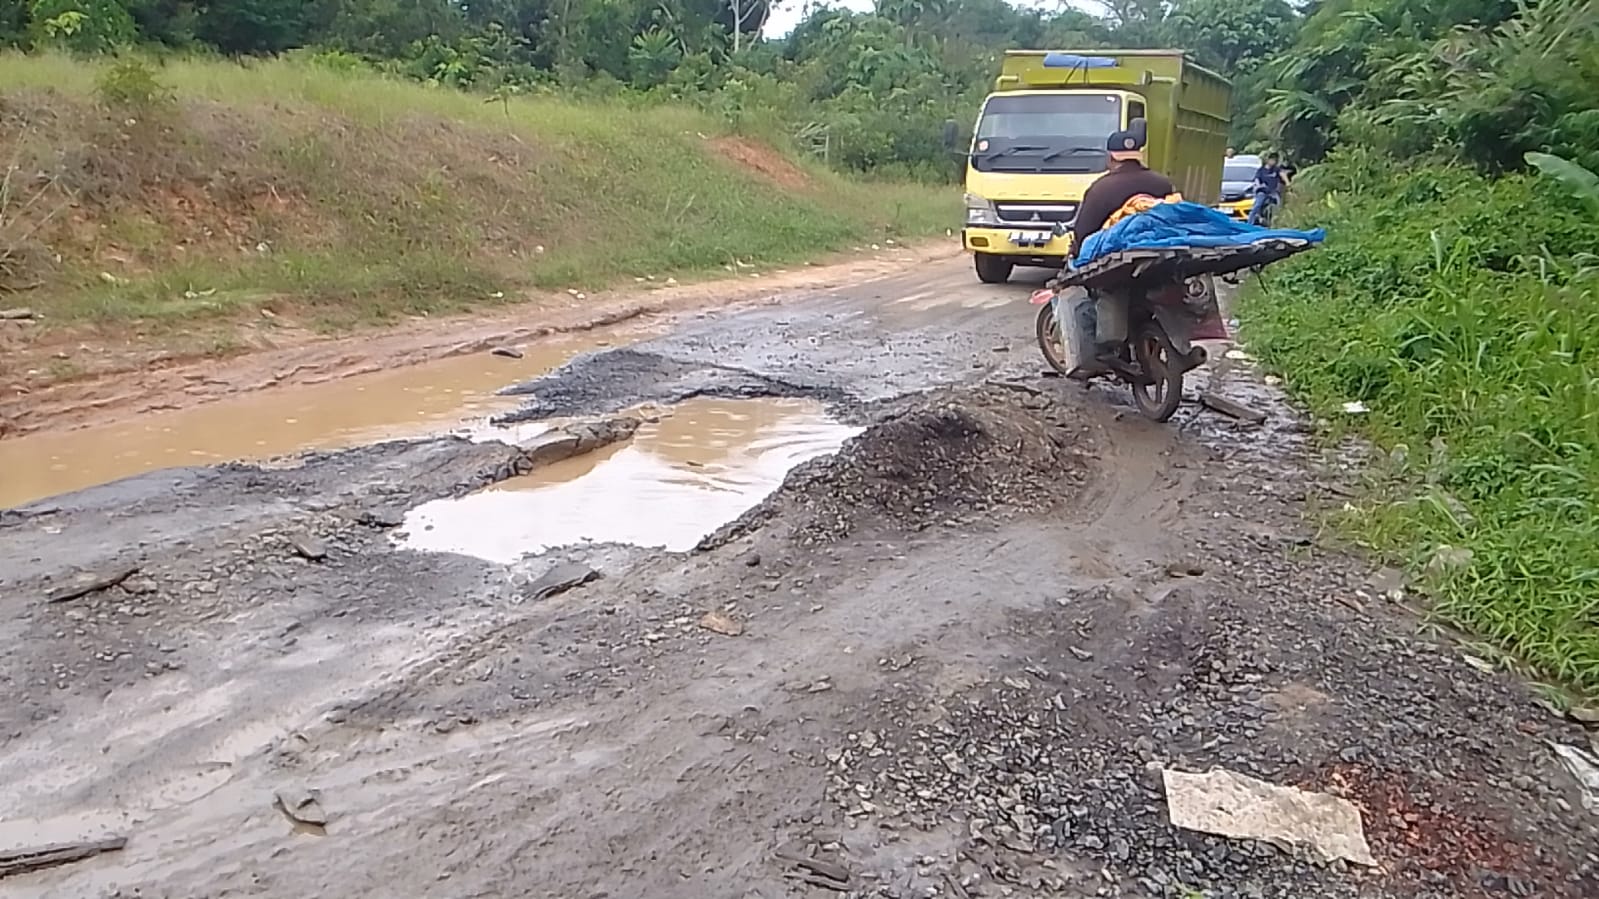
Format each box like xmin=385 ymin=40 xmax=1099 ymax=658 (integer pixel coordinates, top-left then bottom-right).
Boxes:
xmin=1 ymin=0 xmax=29 ymax=46
xmin=193 ymin=0 xmax=309 ymax=53
xmin=457 ymin=0 xmax=564 ymax=69
xmin=628 ymin=24 xmax=680 ymax=86
xmin=1161 ymin=0 xmax=1297 ymax=74
xmin=1089 ymin=0 xmax=1166 ymax=45
xmin=724 ymin=0 xmax=769 ymax=53
xmin=1261 ymin=0 xmax=1537 ymax=161
xmin=1093 ymin=0 xmax=1164 ymax=28
xmin=123 ymin=0 xmax=199 ymax=47
xmin=28 ymin=0 xmax=138 ymax=54
xmin=312 ymin=0 xmax=466 ymax=59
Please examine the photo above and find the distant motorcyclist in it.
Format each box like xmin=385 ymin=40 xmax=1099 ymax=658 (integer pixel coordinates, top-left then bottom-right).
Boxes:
xmin=1248 ymin=152 xmax=1287 ymax=226
xmin=1070 ymin=129 xmax=1177 ymax=254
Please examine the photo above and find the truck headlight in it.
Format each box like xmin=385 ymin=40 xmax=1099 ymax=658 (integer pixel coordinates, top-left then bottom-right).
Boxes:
xmin=964 ymin=193 xmax=1000 ymax=227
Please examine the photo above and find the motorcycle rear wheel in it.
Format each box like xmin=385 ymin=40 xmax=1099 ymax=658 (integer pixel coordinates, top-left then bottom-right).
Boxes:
xmin=1130 ymin=327 xmax=1184 ymax=422
xmin=1035 ymin=302 xmax=1070 ymax=375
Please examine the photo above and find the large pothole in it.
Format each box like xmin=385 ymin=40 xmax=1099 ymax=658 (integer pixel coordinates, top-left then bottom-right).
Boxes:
xmin=398 ymin=384 xmax=1102 ymax=564
xmin=396 ymin=397 xmax=861 ymax=563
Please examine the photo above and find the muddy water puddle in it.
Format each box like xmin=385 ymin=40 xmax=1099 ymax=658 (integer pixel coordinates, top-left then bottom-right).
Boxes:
xmin=400 ymin=397 xmax=861 ymax=563
xmin=0 ymin=330 xmax=650 ymax=510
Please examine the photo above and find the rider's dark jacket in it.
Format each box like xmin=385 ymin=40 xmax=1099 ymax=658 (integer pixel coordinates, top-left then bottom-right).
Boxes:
xmin=1254 ymin=163 xmax=1285 ymax=197
xmin=1071 ymin=162 xmax=1177 ymax=253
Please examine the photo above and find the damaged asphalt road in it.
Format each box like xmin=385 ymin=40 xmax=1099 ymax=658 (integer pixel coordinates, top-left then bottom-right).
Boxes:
xmin=493 ymin=262 xmax=1036 ymax=422
xmin=1 ymin=257 xmax=1595 ymax=898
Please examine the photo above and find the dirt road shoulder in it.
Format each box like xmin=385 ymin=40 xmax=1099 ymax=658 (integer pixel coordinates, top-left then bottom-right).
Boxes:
xmin=0 ymin=242 xmax=958 ymax=440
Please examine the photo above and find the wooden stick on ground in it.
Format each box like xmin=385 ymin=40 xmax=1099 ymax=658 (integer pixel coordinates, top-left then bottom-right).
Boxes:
xmin=0 ymin=836 xmax=129 ymax=879
xmin=1200 ymin=391 xmax=1269 ymax=424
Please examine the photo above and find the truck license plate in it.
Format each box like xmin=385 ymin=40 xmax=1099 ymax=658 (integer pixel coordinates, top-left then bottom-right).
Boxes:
xmin=1008 ymin=230 xmax=1052 ymax=248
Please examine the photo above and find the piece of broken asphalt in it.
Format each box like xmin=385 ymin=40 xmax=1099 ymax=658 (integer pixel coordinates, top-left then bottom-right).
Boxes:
xmin=1199 ymin=391 xmax=1268 ymax=424
xmin=520 ymin=563 xmax=599 ymax=601
xmin=46 ymin=564 xmax=140 ymax=604
xmin=290 ymin=534 xmax=328 ymax=561
xmin=774 ymin=849 xmax=851 ymax=891
xmin=1547 ymin=741 xmax=1599 ymax=814
xmin=358 ymin=507 xmax=405 ymax=529
xmin=275 ymin=788 xmax=329 ymax=828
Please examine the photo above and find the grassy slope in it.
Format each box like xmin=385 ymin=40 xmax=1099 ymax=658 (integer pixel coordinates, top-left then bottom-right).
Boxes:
xmin=1240 ymin=151 xmax=1599 ymax=694
xmin=0 ymin=53 xmax=954 ymax=342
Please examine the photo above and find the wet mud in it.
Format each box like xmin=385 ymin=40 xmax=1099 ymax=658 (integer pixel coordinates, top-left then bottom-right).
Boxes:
xmin=0 ymin=330 xmax=644 ymax=510
xmin=0 ymin=258 xmax=1594 ymax=899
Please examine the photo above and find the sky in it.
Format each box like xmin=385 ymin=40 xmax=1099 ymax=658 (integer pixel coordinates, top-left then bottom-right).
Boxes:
xmin=763 ymin=0 xmax=1105 ymax=38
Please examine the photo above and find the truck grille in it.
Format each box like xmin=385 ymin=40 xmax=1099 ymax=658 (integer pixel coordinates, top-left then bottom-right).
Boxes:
xmin=995 ymin=202 xmax=1077 ymax=225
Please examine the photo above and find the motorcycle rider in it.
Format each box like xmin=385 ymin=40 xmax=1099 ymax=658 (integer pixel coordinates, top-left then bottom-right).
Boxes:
xmin=1059 ymin=129 xmax=1191 ymax=368
xmin=1065 ymin=128 xmax=1228 ymax=355
xmin=1070 ymin=128 xmax=1177 ymax=255
xmin=1248 ymin=151 xmax=1287 ymax=226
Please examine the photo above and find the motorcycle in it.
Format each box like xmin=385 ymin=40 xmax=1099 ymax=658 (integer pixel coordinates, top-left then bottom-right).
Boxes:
xmin=1032 ymin=237 xmax=1318 ymax=422
xmin=1246 ymin=189 xmax=1281 ymax=228
xmin=1031 ymin=274 xmax=1220 ymax=422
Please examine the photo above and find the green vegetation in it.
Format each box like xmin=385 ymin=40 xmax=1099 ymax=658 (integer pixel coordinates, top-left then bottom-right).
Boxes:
xmin=1242 ymin=0 xmax=1599 ymax=691
xmin=0 ymin=52 xmax=951 ymax=330
xmin=0 ymin=0 xmax=1303 ymax=176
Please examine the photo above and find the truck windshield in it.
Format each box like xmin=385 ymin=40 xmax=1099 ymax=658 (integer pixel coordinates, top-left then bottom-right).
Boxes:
xmin=972 ymin=93 xmax=1122 ymax=174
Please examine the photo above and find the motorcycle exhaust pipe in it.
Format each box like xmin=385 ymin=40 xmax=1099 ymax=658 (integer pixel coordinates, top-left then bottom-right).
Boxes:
xmin=1177 ymin=345 xmax=1209 ymax=374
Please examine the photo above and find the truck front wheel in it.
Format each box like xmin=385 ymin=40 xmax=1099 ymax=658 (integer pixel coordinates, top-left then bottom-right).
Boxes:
xmin=974 ymin=253 xmax=1014 ymax=284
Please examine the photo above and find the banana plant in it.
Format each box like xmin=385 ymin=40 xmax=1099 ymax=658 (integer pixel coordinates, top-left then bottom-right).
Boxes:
xmin=1525 ymin=152 xmax=1599 ymax=220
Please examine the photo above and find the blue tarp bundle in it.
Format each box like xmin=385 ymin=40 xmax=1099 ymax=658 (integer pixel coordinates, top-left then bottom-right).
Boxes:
xmin=1072 ymin=200 xmax=1325 ymax=269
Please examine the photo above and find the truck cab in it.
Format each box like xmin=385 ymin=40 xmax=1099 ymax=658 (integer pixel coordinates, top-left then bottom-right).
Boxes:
xmin=961 ymin=50 xmax=1231 ymax=284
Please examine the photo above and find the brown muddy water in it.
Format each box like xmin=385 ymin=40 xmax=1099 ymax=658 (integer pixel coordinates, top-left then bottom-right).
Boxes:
xmin=398 ymin=397 xmax=862 ymax=563
xmin=0 ymin=331 xmax=650 ymax=510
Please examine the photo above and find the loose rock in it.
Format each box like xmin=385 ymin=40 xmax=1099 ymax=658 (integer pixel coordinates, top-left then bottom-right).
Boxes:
xmin=698 ymin=610 xmax=744 ymax=637
xmin=274 ymin=788 xmax=329 ymax=828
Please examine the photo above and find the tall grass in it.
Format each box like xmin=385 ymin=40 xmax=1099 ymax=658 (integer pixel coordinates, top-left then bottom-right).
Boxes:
xmin=1241 ymin=150 xmax=1599 ymax=692
xmin=0 ymin=52 xmax=955 ymax=329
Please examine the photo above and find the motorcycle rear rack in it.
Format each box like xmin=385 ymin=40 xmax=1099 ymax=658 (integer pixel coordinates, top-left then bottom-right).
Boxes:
xmin=1051 ymin=238 xmax=1316 ymax=292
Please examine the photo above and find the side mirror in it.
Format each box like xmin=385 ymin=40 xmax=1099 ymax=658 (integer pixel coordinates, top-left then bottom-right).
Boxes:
xmin=1129 ymin=117 xmax=1148 ymax=145
xmin=941 ymin=119 xmax=959 ymax=152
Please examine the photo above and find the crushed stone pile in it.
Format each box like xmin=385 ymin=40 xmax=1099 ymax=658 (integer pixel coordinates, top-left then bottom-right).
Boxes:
xmin=709 ymin=385 xmax=1099 ymax=547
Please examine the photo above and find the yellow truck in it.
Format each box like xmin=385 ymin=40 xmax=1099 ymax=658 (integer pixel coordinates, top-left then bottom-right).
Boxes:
xmin=960 ymin=50 xmax=1231 ymax=284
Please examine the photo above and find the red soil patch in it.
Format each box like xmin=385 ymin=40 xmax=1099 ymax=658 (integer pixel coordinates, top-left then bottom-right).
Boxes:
xmin=707 ymin=136 xmax=813 ymax=191
xmin=1318 ymin=764 xmax=1569 ymax=896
